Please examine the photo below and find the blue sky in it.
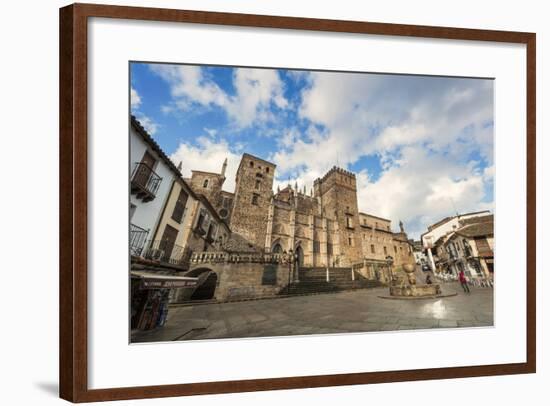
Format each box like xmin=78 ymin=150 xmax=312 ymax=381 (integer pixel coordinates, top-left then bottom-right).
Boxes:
xmin=131 ymin=62 xmax=494 ymax=238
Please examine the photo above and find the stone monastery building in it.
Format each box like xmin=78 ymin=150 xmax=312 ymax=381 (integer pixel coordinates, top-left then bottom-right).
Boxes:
xmin=187 ymin=153 xmax=413 ymax=269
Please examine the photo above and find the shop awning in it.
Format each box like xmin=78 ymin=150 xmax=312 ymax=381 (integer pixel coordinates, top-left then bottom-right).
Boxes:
xmin=131 ymin=271 xmax=198 ymax=289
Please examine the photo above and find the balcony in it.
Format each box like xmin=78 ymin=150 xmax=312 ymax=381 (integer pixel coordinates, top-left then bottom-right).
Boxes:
xmin=131 ymin=162 xmax=162 ymax=202
xmin=449 ymin=251 xmax=459 ymax=261
xmin=130 ymin=223 xmax=149 ymax=256
xmin=143 ymin=240 xmax=193 ymax=268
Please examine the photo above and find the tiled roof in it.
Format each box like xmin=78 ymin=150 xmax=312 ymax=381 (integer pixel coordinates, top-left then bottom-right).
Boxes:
xmin=456 ymin=221 xmax=494 ymax=238
xmin=131 ymin=115 xmax=181 ymax=178
xmin=222 ymin=232 xmax=260 ymax=253
xmin=459 ymin=214 xmax=494 ymax=227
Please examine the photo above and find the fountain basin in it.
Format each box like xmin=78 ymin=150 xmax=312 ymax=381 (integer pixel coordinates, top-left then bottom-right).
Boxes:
xmin=390 ymin=283 xmax=441 ymax=297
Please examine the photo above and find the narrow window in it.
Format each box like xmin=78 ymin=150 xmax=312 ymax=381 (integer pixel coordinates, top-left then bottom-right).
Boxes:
xmin=255 ymin=179 xmax=261 ymax=190
xmin=252 ymin=194 xmax=259 ymax=205
xmin=370 ymin=244 xmax=375 ymax=254
xmin=130 ymin=203 xmax=136 ymax=220
xmin=171 ymin=188 xmax=189 ymax=223
xmin=383 ymin=246 xmax=387 ymax=255
xmin=203 ymin=179 xmax=209 ymax=188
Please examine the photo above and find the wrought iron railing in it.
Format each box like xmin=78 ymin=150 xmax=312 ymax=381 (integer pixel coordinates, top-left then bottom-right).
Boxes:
xmin=131 ymin=162 xmax=162 ymax=201
xmin=143 ymin=240 xmax=193 ymax=266
xmin=130 ymin=223 xmax=149 ymax=256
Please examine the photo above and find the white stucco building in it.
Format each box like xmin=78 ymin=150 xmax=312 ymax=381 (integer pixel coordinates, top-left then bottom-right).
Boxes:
xmin=129 ymin=116 xmax=179 ymax=256
xmin=421 ymin=210 xmax=491 ymax=271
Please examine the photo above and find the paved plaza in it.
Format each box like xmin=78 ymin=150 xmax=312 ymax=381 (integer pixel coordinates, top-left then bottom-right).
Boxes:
xmin=131 ymin=282 xmax=493 ymax=343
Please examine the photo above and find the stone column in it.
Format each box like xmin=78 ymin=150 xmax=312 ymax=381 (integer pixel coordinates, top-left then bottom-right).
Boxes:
xmin=289 ymin=207 xmax=296 ymax=250
xmin=427 ymin=247 xmax=436 ymax=271
xmin=321 ymin=218 xmax=328 ymax=267
xmin=308 ymin=214 xmax=314 ymax=266
xmin=264 ymin=200 xmax=274 ymax=253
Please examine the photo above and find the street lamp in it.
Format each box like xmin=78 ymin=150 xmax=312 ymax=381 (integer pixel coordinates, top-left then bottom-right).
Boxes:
xmin=385 ymin=255 xmax=394 ymax=285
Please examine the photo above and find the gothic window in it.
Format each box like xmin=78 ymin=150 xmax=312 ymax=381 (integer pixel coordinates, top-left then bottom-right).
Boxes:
xmin=313 ymin=240 xmax=320 ymax=253
xmin=203 ymin=179 xmax=209 ymax=188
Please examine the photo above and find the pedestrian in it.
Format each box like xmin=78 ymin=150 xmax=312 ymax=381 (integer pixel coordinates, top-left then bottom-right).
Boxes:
xmin=425 ymin=274 xmax=432 ymax=285
xmin=459 ymin=270 xmax=470 ymax=293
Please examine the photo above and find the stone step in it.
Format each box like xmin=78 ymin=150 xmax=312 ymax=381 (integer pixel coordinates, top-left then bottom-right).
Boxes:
xmin=282 ymin=278 xmax=384 ymax=296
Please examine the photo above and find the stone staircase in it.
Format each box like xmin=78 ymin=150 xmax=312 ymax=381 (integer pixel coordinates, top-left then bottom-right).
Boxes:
xmin=282 ymin=267 xmax=384 ymax=295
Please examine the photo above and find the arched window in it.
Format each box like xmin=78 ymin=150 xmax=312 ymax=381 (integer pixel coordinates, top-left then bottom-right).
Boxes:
xmin=203 ymin=179 xmax=209 ymax=188
xmin=272 ymin=243 xmax=282 ymax=253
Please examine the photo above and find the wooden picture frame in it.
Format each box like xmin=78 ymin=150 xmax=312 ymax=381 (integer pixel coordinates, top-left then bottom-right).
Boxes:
xmin=59 ymin=3 xmax=536 ymax=402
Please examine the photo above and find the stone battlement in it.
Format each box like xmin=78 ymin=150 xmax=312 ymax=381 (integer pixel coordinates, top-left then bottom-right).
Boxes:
xmin=314 ymin=166 xmax=356 ymax=184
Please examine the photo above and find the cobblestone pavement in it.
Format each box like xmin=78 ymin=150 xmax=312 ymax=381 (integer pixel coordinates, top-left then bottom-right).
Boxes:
xmin=131 ymin=282 xmax=493 ymax=343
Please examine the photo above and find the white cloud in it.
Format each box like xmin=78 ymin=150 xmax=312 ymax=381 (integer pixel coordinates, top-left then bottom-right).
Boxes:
xmin=356 ymin=145 xmax=492 ymax=237
xmin=203 ymin=128 xmax=218 ymax=138
xmin=170 ymin=137 xmax=241 ymax=192
xmin=130 ymin=87 xmax=141 ymax=109
xmin=141 ymin=66 xmax=494 ymax=238
xmin=131 ymin=86 xmax=159 ymax=135
xmin=149 ymin=64 xmax=288 ymax=128
xmin=134 ymin=113 xmax=159 ymax=135
xmin=271 ymin=73 xmax=494 ymax=237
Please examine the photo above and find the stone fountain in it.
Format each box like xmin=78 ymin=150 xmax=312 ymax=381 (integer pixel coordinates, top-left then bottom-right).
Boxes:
xmin=388 ymin=263 xmax=443 ymax=298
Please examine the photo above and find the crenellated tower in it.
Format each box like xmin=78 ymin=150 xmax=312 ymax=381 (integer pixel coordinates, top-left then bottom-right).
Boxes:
xmin=314 ymin=166 xmax=362 ymax=266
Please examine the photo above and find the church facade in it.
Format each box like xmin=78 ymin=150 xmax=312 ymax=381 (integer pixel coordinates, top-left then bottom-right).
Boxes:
xmin=186 ymin=153 xmax=414 ymax=269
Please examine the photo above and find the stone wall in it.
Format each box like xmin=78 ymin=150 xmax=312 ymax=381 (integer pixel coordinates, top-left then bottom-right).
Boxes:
xmin=189 ymin=170 xmax=225 ymax=210
xmin=185 ymin=253 xmax=291 ymax=301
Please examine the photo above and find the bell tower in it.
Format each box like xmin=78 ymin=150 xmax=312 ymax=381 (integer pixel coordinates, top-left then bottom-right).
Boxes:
xmin=230 ymin=153 xmax=276 ymax=249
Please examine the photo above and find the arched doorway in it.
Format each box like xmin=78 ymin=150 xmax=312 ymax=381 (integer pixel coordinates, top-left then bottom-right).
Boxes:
xmin=295 ymin=245 xmax=304 ymax=267
xmin=186 ymin=268 xmax=218 ymax=301
xmin=272 ymin=242 xmax=282 ymax=253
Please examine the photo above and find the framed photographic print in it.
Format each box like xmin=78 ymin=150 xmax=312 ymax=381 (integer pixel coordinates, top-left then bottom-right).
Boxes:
xmin=59 ymin=3 xmax=536 ymax=402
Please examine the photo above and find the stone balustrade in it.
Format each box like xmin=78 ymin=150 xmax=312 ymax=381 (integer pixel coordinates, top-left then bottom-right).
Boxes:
xmin=189 ymin=251 xmax=288 ymax=265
